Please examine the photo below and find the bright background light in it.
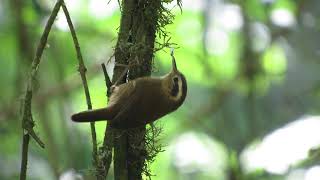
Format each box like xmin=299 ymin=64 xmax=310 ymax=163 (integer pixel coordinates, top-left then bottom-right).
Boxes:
xmin=218 ymin=4 xmax=243 ymax=31
xmin=171 ymin=132 xmax=227 ymax=178
xmin=55 ymin=11 xmax=70 ymax=31
xmin=89 ymin=0 xmax=119 ymax=18
xmin=271 ymin=8 xmax=296 ymax=27
xmin=305 ymin=166 xmax=320 ymax=180
xmin=241 ymin=116 xmax=320 ymax=174
xmin=206 ymin=28 xmax=229 ymax=55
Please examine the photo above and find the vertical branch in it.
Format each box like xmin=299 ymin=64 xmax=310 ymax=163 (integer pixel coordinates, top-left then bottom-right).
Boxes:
xmin=110 ymin=0 xmax=162 ymax=179
xmin=114 ymin=131 xmax=129 ymax=180
xmin=240 ymin=7 xmax=260 ymax=143
xmin=111 ymin=1 xmax=135 ymax=179
xmin=20 ymin=132 xmax=30 ymax=180
xmin=126 ymin=1 xmax=161 ymax=178
xmin=61 ymin=2 xmax=99 ymax=177
xmin=20 ymin=0 xmax=63 ymax=179
xmin=98 ymin=64 xmax=113 ymax=179
xmin=100 ymin=0 xmax=174 ymax=179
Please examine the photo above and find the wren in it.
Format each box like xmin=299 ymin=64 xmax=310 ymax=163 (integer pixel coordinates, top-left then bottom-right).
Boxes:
xmin=71 ymin=52 xmax=187 ymax=129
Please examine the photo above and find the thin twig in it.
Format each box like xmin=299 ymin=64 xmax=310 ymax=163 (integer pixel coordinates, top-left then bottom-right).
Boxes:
xmin=101 ymin=63 xmax=113 ymax=96
xmin=61 ymin=1 xmax=99 ymax=177
xmin=114 ymin=65 xmax=129 ymax=86
xmin=20 ymin=0 xmax=63 ymax=179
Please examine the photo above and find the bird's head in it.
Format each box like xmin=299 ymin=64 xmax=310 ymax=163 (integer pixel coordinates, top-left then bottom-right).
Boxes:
xmin=162 ymin=50 xmax=187 ymax=103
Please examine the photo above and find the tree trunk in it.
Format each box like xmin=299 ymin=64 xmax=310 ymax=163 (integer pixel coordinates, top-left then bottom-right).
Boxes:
xmin=112 ymin=0 xmax=161 ymax=179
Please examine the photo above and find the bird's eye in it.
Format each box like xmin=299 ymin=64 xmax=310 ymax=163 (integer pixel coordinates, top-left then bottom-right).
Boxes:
xmin=173 ymin=77 xmax=179 ymax=83
xmin=171 ymin=77 xmax=179 ymax=97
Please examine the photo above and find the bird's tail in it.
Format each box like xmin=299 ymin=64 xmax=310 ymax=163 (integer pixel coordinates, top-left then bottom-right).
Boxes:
xmin=71 ymin=107 xmax=115 ymax=122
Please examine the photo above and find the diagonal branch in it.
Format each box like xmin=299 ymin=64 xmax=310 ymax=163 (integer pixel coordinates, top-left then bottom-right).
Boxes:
xmin=20 ymin=0 xmax=63 ymax=179
xmin=61 ymin=2 xmax=99 ymax=178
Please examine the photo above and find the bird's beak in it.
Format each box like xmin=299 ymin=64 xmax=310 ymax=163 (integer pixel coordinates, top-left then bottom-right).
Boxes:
xmin=171 ymin=49 xmax=178 ymax=72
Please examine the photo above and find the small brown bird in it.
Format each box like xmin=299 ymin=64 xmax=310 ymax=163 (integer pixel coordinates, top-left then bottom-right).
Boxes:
xmin=71 ymin=52 xmax=187 ymax=129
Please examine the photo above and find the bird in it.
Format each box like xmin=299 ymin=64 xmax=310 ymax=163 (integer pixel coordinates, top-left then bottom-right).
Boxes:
xmin=71 ymin=51 xmax=187 ymax=129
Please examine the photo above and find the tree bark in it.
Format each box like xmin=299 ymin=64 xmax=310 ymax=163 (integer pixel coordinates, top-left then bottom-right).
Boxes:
xmin=112 ymin=0 xmax=161 ymax=179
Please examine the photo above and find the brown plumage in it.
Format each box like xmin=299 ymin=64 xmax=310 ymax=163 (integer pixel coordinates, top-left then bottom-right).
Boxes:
xmin=71 ymin=53 xmax=187 ymax=129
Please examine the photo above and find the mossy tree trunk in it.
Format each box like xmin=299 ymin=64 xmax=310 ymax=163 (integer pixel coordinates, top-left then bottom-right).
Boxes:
xmin=112 ymin=0 xmax=161 ymax=179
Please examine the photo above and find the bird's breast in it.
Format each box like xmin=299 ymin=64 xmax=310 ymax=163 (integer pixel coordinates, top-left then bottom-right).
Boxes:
xmin=134 ymin=80 xmax=176 ymax=123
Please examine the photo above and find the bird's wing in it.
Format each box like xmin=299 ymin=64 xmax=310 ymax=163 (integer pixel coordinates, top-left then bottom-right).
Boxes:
xmin=108 ymin=81 xmax=136 ymax=106
xmin=109 ymin=81 xmax=143 ymax=128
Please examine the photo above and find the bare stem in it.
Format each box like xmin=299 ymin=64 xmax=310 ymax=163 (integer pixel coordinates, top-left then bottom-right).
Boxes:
xmin=101 ymin=63 xmax=113 ymax=96
xmin=20 ymin=0 xmax=63 ymax=179
xmin=20 ymin=133 xmax=30 ymax=180
xmin=61 ymin=2 xmax=99 ymax=177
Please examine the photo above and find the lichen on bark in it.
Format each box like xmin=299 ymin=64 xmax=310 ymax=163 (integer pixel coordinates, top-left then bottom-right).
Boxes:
xmin=105 ymin=0 xmax=180 ymax=179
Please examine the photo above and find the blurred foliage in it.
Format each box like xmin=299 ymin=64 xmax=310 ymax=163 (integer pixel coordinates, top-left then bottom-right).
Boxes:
xmin=1 ymin=0 xmax=320 ymax=179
